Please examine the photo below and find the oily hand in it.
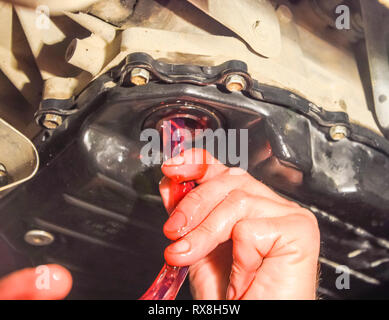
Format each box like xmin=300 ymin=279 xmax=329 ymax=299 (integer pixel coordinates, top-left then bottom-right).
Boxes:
xmin=159 ymin=148 xmax=320 ymax=300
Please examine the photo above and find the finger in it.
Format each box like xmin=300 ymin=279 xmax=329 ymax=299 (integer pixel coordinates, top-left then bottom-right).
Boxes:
xmin=159 ymin=177 xmax=175 ymax=214
xmin=227 ymin=220 xmax=264 ymax=300
xmin=163 ymin=148 xmax=297 ymax=206
xmin=227 ymin=218 xmax=286 ymax=300
xmin=163 ymin=170 xmax=250 ymax=240
xmin=160 ymin=148 xmax=227 ymax=215
xmin=159 ymin=177 xmax=195 ymax=215
xmin=162 ymin=148 xmax=228 ymax=184
xmin=164 ymin=190 xmax=307 ymax=266
xmin=188 ymin=241 xmax=233 ymax=300
xmin=240 ymin=215 xmax=320 ymax=300
xmin=162 ymin=148 xmax=299 ymax=240
xmin=0 ymin=264 xmax=72 ymax=300
xmin=163 ymin=169 xmax=298 ymax=240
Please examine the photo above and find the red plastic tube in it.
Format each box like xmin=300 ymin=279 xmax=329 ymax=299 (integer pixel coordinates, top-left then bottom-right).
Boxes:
xmin=140 ymin=118 xmax=196 ymax=300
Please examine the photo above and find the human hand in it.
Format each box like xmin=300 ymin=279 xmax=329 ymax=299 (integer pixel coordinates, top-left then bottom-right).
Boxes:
xmin=159 ymin=148 xmax=320 ymax=300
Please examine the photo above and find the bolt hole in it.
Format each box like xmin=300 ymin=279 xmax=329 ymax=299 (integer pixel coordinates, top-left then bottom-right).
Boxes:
xmin=378 ymin=94 xmax=387 ymax=103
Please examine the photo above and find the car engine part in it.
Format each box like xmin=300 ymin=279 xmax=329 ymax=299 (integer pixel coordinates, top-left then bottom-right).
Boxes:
xmin=0 ymin=0 xmax=389 ymax=299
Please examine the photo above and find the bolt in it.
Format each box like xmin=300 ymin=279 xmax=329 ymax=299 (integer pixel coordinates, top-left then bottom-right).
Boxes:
xmin=130 ymin=68 xmax=150 ymax=86
xmin=0 ymin=163 xmax=8 ymax=187
xmin=42 ymin=114 xmax=63 ymax=129
xmin=330 ymin=125 xmax=348 ymax=141
xmin=379 ymin=94 xmax=387 ymax=103
xmin=24 ymin=230 xmax=55 ymax=246
xmin=225 ymin=75 xmax=247 ymax=92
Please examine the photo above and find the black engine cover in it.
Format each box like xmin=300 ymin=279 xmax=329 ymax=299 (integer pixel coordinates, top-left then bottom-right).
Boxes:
xmin=1 ymin=69 xmax=389 ymax=299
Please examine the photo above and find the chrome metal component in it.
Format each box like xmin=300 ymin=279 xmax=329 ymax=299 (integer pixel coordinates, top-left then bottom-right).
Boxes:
xmin=42 ymin=114 xmax=63 ymax=129
xmin=225 ymin=74 xmax=246 ymax=92
xmin=142 ymin=103 xmax=223 ymax=134
xmin=24 ymin=230 xmax=55 ymax=246
xmin=0 ymin=163 xmax=7 ymax=187
xmin=330 ymin=125 xmax=348 ymax=141
xmin=130 ymin=68 xmax=150 ymax=86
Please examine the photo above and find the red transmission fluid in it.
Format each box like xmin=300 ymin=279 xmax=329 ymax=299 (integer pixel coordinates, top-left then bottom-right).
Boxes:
xmin=139 ymin=117 xmax=198 ymax=300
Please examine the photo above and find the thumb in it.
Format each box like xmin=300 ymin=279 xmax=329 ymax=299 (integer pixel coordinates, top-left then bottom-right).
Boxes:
xmin=228 ymin=215 xmax=320 ymax=300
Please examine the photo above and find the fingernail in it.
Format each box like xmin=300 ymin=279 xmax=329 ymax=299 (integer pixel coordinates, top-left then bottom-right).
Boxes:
xmin=168 ymin=239 xmax=191 ymax=253
xmin=163 ymin=155 xmax=185 ymax=167
xmin=226 ymin=285 xmax=236 ymax=300
xmin=164 ymin=211 xmax=187 ymax=233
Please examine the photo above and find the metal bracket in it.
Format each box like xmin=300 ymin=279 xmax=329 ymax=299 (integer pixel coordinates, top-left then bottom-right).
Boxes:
xmin=360 ymin=0 xmax=389 ymax=137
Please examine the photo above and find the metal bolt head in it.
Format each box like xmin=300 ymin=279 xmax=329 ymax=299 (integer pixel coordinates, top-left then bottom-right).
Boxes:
xmin=130 ymin=68 xmax=150 ymax=86
xmin=42 ymin=114 xmax=63 ymax=129
xmin=225 ymin=75 xmax=246 ymax=92
xmin=0 ymin=163 xmax=8 ymax=187
xmin=330 ymin=125 xmax=348 ymax=141
xmin=0 ymin=163 xmax=6 ymax=175
xmin=24 ymin=230 xmax=55 ymax=246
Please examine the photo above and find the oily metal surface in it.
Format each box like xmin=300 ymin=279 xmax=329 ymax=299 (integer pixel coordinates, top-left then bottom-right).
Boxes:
xmin=1 ymin=77 xmax=388 ymax=298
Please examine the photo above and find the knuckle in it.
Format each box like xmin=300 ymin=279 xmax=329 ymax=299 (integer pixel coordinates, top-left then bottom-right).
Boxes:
xmin=184 ymin=188 xmax=204 ymax=203
xmin=196 ymin=221 xmax=217 ymax=236
xmin=223 ymin=190 xmax=253 ymax=215
xmin=230 ymin=261 xmax=246 ymax=275
xmin=297 ymin=209 xmax=319 ymax=231
xmin=286 ymin=199 xmax=302 ymax=209
xmin=290 ymin=210 xmax=320 ymax=243
xmin=229 ymin=189 xmax=248 ymax=199
xmin=228 ymin=189 xmax=250 ymax=201
xmin=228 ymin=167 xmax=247 ymax=176
xmin=232 ymin=220 xmax=253 ymax=242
